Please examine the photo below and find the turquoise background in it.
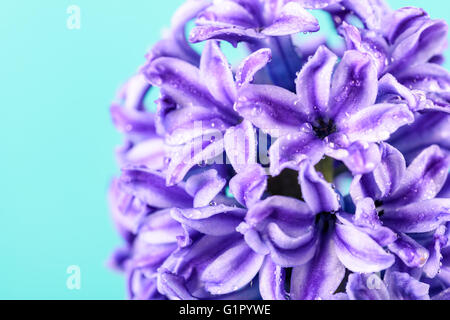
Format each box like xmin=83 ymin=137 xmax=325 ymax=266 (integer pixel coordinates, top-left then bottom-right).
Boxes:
xmin=0 ymin=0 xmax=448 ymax=299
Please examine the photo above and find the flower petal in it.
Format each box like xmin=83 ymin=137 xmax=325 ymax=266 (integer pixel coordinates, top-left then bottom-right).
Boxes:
xmin=236 ymin=48 xmax=272 ymax=88
xmin=200 ymin=239 xmax=265 ymax=295
xmin=338 ymin=22 xmax=389 ymax=75
xmin=346 ymin=273 xmax=389 ymax=300
xmin=389 ymin=17 xmax=448 ymax=71
xmin=334 ymin=222 xmax=395 ymax=272
xmin=170 ymin=205 xmax=246 ymax=236
xmin=262 ymin=2 xmax=319 ymax=36
xmin=224 ymin=120 xmax=257 ymax=173
xmin=110 ymin=105 xmax=157 ymax=138
xmin=157 ymin=271 xmax=197 ymax=300
xmin=388 ymin=233 xmax=430 ymax=268
xmin=350 ymin=143 xmax=406 ymax=202
xmin=294 ymin=0 xmax=343 ymax=9
xmin=119 ymin=168 xmax=192 ymax=208
xmin=327 ymin=139 xmax=382 ymax=175
xmin=246 ymin=196 xmax=315 ymax=231
xmin=341 ymin=103 xmax=414 ymax=143
xmin=329 ymin=50 xmax=378 ymax=123
xmin=138 ymin=209 xmax=184 ymax=245
xmin=145 ymin=57 xmax=237 ymax=123
xmin=185 ymin=169 xmax=226 ymax=207
xmin=423 ymin=225 xmax=447 ymax=278
xmin=229 ymin=164 xmax=267 ymax=208
xmin=290 ymin=231 xmax=345 ymax=300
xmin=269 ymin=128 xmax=325 ymax=176
xmin=244 ymin=196 xmax=317 ymax=266
xmin=166 ymin=136 xmax=225 ymax=186
xmin=386 ymin=145 xmax=450 ymax=207
xmin=295 ymin=45 xmax=338 ymax=118
xmin=377 ymin=73 xmax=418 ymax=109
xmin=389 ymin=113 xmax=450 ymax=162
xmin=341 ymin=198 xmax=397 ymax=247
xmin=189 ymin=25 xmax=265 ymax=47
xmin=384 ymin=271 xmax=430 ymax=300
xmin=433 ymin=289 xmax=450 ymax=300
xmin=382 ymin=198 xmax=450 ymax=233
xmin=342 ymin=0 xmax=391 ymax=30
xmin=298 ymin=161 xmax=341 ymax=214
xmin=200 ymin=41 xmax=237 ymax=107
xmin=259 ymin=257 xmax=287 ymax=300
xmin=235 ymin=84 xmax=309 ymax=137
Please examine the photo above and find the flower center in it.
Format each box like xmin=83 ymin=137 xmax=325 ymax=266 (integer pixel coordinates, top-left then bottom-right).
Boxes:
xmin=312 ymin=118 xmax=337 ymax=140
xmin=315 ymin=211 xmax=337 ymax=232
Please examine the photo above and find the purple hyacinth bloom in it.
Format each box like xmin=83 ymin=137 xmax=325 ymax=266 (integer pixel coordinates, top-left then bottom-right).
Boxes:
xmin=337 ymin=6 xmax=450 ymax=114
xmin=189 ymin=0 xmax=321 ymax=45
xmin=108 ymin=0 xmax=450 ymax=300
xmin=350 ymin=144 xmax=450 ymax=273
xmin=235 ymin=45 xmax=414 ymax=175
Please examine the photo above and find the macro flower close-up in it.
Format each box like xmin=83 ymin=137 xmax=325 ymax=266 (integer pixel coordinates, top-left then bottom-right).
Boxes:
xmin=107 ymin=0 xmax=450 ymax=301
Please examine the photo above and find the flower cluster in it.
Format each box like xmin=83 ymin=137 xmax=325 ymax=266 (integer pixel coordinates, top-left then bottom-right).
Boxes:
xmin=109 ymin=0 xmax=450 ymax=300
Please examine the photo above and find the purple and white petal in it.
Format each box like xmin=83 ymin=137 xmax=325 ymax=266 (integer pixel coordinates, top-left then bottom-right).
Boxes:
xmin=166 ymin=136 xmax=225 ymax=186
xmin=377 ymin=73 xmax=418 ymax=109
xmin=269 ymin=128 xmax=325 ymax=176
xmin=295 ymin=45 xmax=338 ymax=118
xmin=259 ymin=257 xmax=287 ymax=300
xmin=229 ymin=164 xmax=267 ymax=208
xmin=235 ymin=84 xmax=309 ymax=137
xmin=334 ymin=222 xmax=395 ymax=273
xmin=290 ymin=231 xmax=345 ymax=300
xmin=329 ymin=50 xmax=378 ymax=123
xmin=341 ymin=103 xmax=414 ymax=143
xmin=138 ymin=209 xmax=184 ymax=245
xmin=386 ymin=145 xmax=450 ymax=207
xmin=384 ymin=271 xmax=430 ymax=300
xmin=236 ymin=48 xmax=272 ymax=88
xmin=185 ymin=169 xmax=226 ymax=207
xmin=298 ymin=161 xmax=340 ymax=214
xmin=341 ymin=0 xmax=391 ymax=30
xmin=327 ymin=139 xmax=382 ymax=175
xmin=342 ymin=198 xmax=397 ymax=247
xmin=382 ymin=198 xmax=450 ymax=233
xmin=224 ymin=120 xmax=257 ymax=174
xmin=388 ymin=233 xmax=430 ymax=268
xmin=119 ymin=168 xmax=192 ymax=208
xmin=351 ymin=143 xmax=406 ymax=202
xmin=346 ymin=273 xmax=389 ymax=300
xmin=200 ymin=41 xmax=237 ymax=107
xmin=200 ymin=239 xmax=265 ymax=295
xmin=170 ymin=205 xmax=246 ymax=236
xmin=262 ymin=2 xmax=319 ymax=36
xmin=293 ymin=0 xmax=343 ymax=9
xmin=423 ymin=225 xmax=448 ymax=278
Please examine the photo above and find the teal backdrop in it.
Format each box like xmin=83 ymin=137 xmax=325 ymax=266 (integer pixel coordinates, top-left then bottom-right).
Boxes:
xmin=0 ymin=0 xmax=448 ymax=299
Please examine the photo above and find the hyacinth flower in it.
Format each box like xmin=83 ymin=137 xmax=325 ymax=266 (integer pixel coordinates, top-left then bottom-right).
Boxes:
xmin=189 ymin=0 xmax=325 ymax=88
xmin=235 ymin=45 xmax=414 ymax=176
xmin=143 ymin=39 xmax=275 ymax=185
xmin=110 ymin=74 xmax=167 ymax=170
xmin=156 ymin=159 xmax=398 ymax=300
xmin=336 ymin=6 xmax=450 ymax=160
xmin=338 ymin=7 xmax=450 ymax=113
xmin=109 ymin=0 xmax=450 ymax=300
xmin=110 ymin=166 xmax=238 ymax=299
xmin=389 ymin=113 xmax=450 ymax=162
xmin=350 ymin=144 xmax=450 ymax=276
